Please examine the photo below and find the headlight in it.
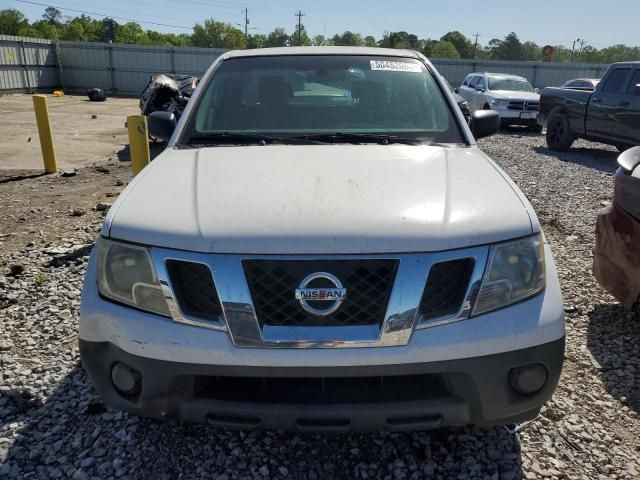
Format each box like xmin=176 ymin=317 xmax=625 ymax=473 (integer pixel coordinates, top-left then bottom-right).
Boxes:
xmin=472 ymin=234 xmax=545 ymax=316
xmin=491 ymin=99 xmax=509 ymax=107
xmin=96 ymin=237 xmax=171 ymax=317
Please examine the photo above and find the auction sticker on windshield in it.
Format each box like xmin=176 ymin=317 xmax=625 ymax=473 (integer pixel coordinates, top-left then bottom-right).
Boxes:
xmin=370 ymin=60 xmax=422 ymax=72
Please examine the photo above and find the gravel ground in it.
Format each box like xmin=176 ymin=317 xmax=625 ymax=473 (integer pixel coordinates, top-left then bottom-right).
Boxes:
xmin=1 ymin=132 xmax=639 ymax=479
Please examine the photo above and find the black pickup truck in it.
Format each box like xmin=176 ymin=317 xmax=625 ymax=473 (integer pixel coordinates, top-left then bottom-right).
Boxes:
xmin=539 ymin=62 xmax=640 ymax=151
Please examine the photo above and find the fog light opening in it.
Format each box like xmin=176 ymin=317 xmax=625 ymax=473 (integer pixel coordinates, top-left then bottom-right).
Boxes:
xmin=509 ymin=363 xmax=548 ymax=395
xmin=111 ymin=362 xmax=142 ymax=396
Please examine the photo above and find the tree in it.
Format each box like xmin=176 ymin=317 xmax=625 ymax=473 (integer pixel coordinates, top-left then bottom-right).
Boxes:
xmin=363 ymin=35 xmax=376 ymax=47
xmin=312 ymin=34 xmax=326 ymax=46
xmin=264 ymin=27 xmax=289 ymax=47
xmin=489 ymin=32 xmax=524 ymax=60
xmin=246 ymin=34 xmax=266 ymax=49
xmin=521 ymin=41 xmax=541 ymax=61
xmin=191 ymin=19 xmax=245 ymax=48
xmin=0 ymin=9 xmax=30 ymax=36
xmin=332 ymin=31 xmax=362 ymax=46
xmin=293 ymin=23 xmax=311 ymax=46
xmin=117 ymin=22 xmax=146 ymax=44
xmin=378 ymin=31 xmax=418 ymax=49
xmin=42 ymin=6 xmax=62 ymax=26
xmin=440 ymin=31 xmax=473 ymax=58
xmin=431 ymin=40 xmax=460 ymax=58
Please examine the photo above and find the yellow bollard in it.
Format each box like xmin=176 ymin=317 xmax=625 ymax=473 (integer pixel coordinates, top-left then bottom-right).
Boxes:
xmin=32 ymin=95 xmax=58 ymax=173
xmin=127 ymin=115 xmax=150 ymax=176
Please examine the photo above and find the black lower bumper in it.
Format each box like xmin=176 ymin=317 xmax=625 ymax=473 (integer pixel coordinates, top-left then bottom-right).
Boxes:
xmin=80 ymin=338 xmax=564 ymax=432
xmin=501 ymin=118 xmax=540 ymax=128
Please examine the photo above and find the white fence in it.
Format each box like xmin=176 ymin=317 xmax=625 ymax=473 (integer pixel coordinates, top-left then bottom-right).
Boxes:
xmin=0 ymin=34 xmax=610 ymax=96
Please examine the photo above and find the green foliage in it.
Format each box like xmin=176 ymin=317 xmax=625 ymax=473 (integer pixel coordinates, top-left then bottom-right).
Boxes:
xmin=192 ymin=18 xmax=245 ymax=48
xmin=489 ymin=32 xmax=523 ymax=60
xmin=440 ymin=31 xmax=474 ymax=58
xmin=0 ymin=9 xmax=31 ymax=36
xmin=0 ymin=8 xmax=638 ymax=64
xmin=264 ymin=27 xmax=289 ymax=47
xmin=312 ymin=34 xmax=326 ymax=46
xmin=423 ymin=39 xmax=460 ymax=58
xmin=42 ymin=7 xmax=62 ymax=26
xmin=332 ymin=31 xmax=363 ymax=46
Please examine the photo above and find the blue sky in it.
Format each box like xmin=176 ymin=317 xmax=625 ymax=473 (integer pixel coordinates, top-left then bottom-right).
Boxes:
xmin=4 ymin=0 xmax=639 ymax=49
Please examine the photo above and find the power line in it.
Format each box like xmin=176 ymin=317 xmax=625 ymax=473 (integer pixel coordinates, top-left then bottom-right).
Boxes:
xmin=15 ymin=0 xmax=194 ymax=30
xmin=294 ymin=10 xmax=305 ymax=46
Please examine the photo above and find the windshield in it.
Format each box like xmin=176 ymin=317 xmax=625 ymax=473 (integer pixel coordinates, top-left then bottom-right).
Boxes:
xmin=180 ymin=55 xmax=465 ymax=145
xmin=487 ymin=77 xmax=533 ymax=92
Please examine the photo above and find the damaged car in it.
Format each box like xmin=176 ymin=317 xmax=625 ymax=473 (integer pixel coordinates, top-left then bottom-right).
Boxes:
xmin=594 ymin=146 xmax=640 ymax=308
xmin=139 ymin=73 xmax=199 ymax=119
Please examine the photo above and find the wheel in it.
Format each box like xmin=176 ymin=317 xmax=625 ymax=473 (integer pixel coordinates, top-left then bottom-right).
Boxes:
xmin=531 ymin=124 xmax=543 ymax=134
xmin=546 ymin=112 xmax=574 ymax=151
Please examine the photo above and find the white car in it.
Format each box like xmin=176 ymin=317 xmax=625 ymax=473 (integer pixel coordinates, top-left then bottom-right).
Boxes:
xmin=80 ymin=47 xmax=564 ymax=431
xmin=458 ymin=72 xmax=542 ymax=132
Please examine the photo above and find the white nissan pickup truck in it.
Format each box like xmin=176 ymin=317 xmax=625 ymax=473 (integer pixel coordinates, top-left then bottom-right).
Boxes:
xmin=80 ymin=47 xmax=565 ymax=432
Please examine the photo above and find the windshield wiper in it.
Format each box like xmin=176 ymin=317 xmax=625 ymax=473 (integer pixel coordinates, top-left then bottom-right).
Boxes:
xmin=184 ymin=132 xmax=320 ymax=146
xmin=289 ymin=133 xmax=425 ymax=145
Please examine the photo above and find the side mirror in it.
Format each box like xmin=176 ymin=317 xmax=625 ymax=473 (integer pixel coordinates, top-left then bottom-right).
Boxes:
xmin=475 ymin=85 xmax=485 ymax=92
xmin=534 ymin=87 xmax=541 ymax=94
xmin=617 ymin=146 xmax=640 ymax=173
xmin=634 ymin=84 xmax=640 ymax=96
xmin=148 ymin=111 xmax=177 ymax=141
xmin=470 ymin=110 xmax=500 ymax=140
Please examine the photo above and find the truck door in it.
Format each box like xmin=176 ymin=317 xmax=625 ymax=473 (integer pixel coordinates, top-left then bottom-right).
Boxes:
xmin=615 ymin=68 xmax=640 ymax=146
xmin=586 ymin=66 xmax=632 ymax=141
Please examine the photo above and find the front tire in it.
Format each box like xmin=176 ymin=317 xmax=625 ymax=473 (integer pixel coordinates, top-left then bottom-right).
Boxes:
xmin=546 ymin=112 xmax=574 ymax=151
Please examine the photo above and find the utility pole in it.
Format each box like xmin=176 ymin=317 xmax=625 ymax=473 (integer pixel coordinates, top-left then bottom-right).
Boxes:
xmin=571 ymin=38 xmax=580 ymax=62
xmin=578 ymin=39 xmax=586 ymax=58
xmin=472 ymin=33 xmax=480 ymax=58
xmin=243 ymin=8 xmax=249 ymax=37
xmin=295 ymin=10 xmax=305 ymax=46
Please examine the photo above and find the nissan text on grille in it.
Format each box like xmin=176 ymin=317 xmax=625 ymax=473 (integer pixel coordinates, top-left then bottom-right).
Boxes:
xmin=79 ymin=47 xmax=565 ymax=432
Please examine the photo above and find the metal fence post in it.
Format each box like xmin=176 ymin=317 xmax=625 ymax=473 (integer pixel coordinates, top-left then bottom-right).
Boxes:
xmin=32 ymin=95 xmax=58 ymax=173
xmin=108 ymin=44 xmax=116 ymax=94
xmin=19 ymin=41 xmax=32 ymax=93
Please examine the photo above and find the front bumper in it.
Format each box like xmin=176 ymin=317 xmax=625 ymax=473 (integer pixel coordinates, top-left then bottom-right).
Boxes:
xmin=493 ymin=108 xmax=538 ymax=125
xmin=594 ymin=203 xmax=640 ymax=306
xmin=79 ymin=243 xmax=565 ymax=430
xmin=80 ymin=337 xmax=564 ymax=431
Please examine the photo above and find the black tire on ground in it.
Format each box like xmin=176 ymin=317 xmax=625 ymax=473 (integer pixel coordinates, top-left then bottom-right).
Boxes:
xmin=531 ymin=124 xmax=543 ymax=134
xmin=546 ymin=112 xmax=574 ymax=151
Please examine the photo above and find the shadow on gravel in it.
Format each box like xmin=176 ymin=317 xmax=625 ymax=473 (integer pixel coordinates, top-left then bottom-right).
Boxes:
xmin=116 ymin=143 xmax=165 ymax=162
xmin=587 ymin=303 xmax=640 ymax=413
xmin=0 ymin=171 xmax=49 ymax=184
xmin=532 ymin=146 xmax=619 ymax=174
xmin=3 ymin=363 xmax=525 ymax=479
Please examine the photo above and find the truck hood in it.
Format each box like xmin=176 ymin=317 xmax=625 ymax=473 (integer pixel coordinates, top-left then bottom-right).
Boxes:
xmin=105 ymin=145 xmax=535 ymax=254
xmin=489 ymin=90 xmax=540 ymax=101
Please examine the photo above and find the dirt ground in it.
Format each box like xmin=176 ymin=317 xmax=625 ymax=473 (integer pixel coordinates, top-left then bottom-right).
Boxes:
xmin=0 ymin=94 xmax=139 ymax=170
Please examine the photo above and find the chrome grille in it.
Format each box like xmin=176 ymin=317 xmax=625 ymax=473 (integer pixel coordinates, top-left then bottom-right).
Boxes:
xmin=419 ymin=258 xmax=475 ymax=320
xmin=507 ymin=101 xmax=539 ymax=111
xmin=243 ymin=260 xmax=398 ymax=327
